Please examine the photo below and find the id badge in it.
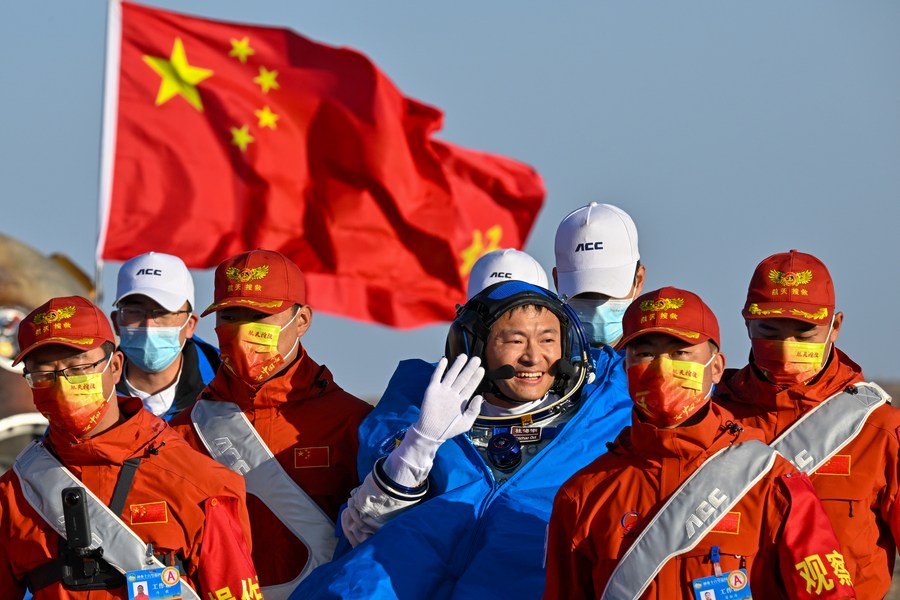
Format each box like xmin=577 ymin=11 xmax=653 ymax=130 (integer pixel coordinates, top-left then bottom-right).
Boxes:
xmin=692 ymin=568 xmax=752 ymax=600
xmin=126 ymin=566 xmax=183 ymax=599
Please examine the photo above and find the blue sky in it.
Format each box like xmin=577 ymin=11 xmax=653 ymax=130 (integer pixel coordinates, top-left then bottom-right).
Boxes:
xmin=2 ymin=1 xmax=899 ymax=399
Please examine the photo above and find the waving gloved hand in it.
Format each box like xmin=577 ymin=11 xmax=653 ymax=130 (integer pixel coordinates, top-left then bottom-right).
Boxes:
xmin=383 ymin=354 xmax=485 ymax=487
xmin=415 ymin=355 xmax=486 ymax=441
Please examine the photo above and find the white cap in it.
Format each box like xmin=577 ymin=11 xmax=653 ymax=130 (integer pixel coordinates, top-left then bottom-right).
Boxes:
xmin=466 ymin=249 xmax=548 ymax=299
xmin=114 ymin=252 xmax=195 ymax=312
xmin=554 ymin=203 xmax=639 ymax=299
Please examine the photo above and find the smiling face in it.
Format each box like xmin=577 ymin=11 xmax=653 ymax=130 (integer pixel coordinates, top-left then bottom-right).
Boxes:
xmin=483 ymin=305 xmax=562 ymax=407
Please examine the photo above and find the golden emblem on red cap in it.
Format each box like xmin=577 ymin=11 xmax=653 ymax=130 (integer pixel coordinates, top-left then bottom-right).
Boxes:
xmin=790 ymin=307 xmax=829 ymax=320
xmin=768 ymin=269 xmax=812 ymax=287
xmin=225 ymin=265 xmax=269 ymax=283
xmin=33 ymin=306 xmax=76 ymax=325
xmin=639 ymin=298 xmax=684 ymax=313
xmin=746 ymin=304 xmax=783 ymax=317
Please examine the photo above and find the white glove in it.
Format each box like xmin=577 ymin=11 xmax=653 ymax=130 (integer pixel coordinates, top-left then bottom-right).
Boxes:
xmin=415 ymin=354 xmax=486 ymax=441
xmin=383 ymin=354 xmax=485 ymax=487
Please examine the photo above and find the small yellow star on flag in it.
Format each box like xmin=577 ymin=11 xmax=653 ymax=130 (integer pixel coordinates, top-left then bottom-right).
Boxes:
xmin=230 ymin=125 xmax=255 ymax=151
xmin=254 ymin=66 xmax=280 ymax=93
xmin=459 ymin=225 xmax=503 ymax=276
xmin=229 ymin=37 xmax=255 ymax=63
xmin=255 ymin=106 xmax=280 ymax=129
xmin=143 ymin=38 xmax=213 ymax=111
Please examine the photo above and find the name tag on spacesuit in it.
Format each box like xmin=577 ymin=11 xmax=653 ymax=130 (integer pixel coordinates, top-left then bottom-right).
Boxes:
xmin=692 ymin=569 xmax=752 ymax=599
xmin=510 ymin=426 xmax=541 ymax=443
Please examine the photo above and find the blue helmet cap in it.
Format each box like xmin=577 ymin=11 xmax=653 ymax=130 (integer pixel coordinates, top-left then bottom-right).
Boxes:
xmin=444 ymin=280 xmax=590 ymax=399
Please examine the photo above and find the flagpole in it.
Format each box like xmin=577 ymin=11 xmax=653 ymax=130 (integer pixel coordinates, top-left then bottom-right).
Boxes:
xmin=95 ymin=0 xmax=123 ymax=305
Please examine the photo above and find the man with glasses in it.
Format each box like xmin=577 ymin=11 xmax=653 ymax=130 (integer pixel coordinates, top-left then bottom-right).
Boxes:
xmin=111 ymin=252 xmax=219 ymax=420
xmin=0 ymin=295 xmax=260 ymax=599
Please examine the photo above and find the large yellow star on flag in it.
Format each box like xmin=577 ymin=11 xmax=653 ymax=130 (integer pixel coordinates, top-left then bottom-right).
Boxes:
xmin=254 ymin=66 xmax=280 ymax=94
xmin=230 ymin=125 xmax=255 ymax=152
xmin=255 ymin=105 xmax=279 ymax=129
xmin=459 ymin=225 xmax=503 ymax=276
xmin=143 ymin=38 xmax=213 ymax=112
xmin=229 ymin=37 xmax=255 ymax=63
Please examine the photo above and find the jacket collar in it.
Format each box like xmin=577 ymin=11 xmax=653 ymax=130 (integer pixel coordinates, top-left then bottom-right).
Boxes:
xmin=171 ymin=338 xmax=209 ymax=413
xmin=622 ymin=402 xmax=745 ymax=460
xmin=719 ymin=346 xmax=863 ymax=411
xmin=48 ymin=397 xmax=168 ymax=466
xmin=203 ymin=345 xmax=337 ymax=408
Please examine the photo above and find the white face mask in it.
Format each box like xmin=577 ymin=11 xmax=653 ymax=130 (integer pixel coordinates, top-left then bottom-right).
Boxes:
xmin=568 ymin=292 xmax=635 ymax=346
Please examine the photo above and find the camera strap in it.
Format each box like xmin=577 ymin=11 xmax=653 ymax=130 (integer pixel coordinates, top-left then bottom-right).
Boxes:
xmin=24 ymin=457 xmax=139 ymax=593
xmin=109 ymin=457 xmax=142 ymax=517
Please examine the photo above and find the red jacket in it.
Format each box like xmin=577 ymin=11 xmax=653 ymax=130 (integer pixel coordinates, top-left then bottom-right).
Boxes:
xmin=715 ymin=347 xmax=900 ymax=599
xmin=0 ymin=398 xmax=256 ymax=599
xmin=544 ymin=403 xmax=853 ymax=600
xmin=170 ymin=346 xmax=372 ymax=588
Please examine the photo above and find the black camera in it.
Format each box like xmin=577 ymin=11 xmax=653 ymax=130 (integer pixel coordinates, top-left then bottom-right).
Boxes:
xmin=59 ymin=486 xmax=124 ymax=590
xmin=62 ymin=488 xmax=92 ymax=553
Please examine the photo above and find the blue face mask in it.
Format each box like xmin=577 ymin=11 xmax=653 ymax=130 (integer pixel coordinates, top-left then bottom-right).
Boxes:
xmin=118 ymin=323 xmax=187 ymax=373
xmin=567 ymin=296 xmax=633 ymax=346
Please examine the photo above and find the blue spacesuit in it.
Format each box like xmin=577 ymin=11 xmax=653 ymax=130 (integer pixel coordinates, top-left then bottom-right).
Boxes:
xmin=292 ymin=282 xmax=633 ymax=599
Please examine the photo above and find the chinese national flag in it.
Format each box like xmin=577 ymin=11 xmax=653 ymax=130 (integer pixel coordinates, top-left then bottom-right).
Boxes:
xmin=99 ymin=1 xmax=545 ymax=327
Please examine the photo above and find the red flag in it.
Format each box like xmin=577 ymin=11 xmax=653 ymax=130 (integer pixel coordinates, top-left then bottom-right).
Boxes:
xmin=197 ymin=496 xmax=261 ymax=599
xmin=98 ymin=1 xmax=545 ymax=327
xmin=778 ymin=473 xmax=856 ymax=599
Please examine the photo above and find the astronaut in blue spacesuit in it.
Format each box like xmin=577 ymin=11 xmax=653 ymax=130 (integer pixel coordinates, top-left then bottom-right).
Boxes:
xmin=292 ymin=279 xmax=633 ymax=599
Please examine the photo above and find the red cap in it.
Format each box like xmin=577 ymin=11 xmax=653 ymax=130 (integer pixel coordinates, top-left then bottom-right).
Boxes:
xmin=14 ymin=296 xmax=115 ymax=365
xmin=742 ymin=250 xmax=834 ymax=325
xmin=620 ymin=286 xmax=720 ymax=348
xmin=203 ymin=249 xmax=306 ymax=317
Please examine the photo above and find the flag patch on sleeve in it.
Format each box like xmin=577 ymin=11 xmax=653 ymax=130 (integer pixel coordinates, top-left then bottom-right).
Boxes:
xmin=294 ymin=446 xmax=330 ymax=468
xmin=710 ymin=511 xmax=741 ymax=534
xmin=815 ymin=454 xmax=851 ymax=476
xmin=130 ymin=501 xmax=169 ymax=525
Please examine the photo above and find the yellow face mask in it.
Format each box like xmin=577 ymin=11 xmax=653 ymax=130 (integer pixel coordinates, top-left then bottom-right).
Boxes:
xmin=628 ymin=354 xmax=715 ymax=428
xmin=31 ymin=360 xmax=114 ymax=437
xmin=751 ymin=338 xmax=828 ymax=386
xmin=216 ymin=315 xmax=299 ymax=385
